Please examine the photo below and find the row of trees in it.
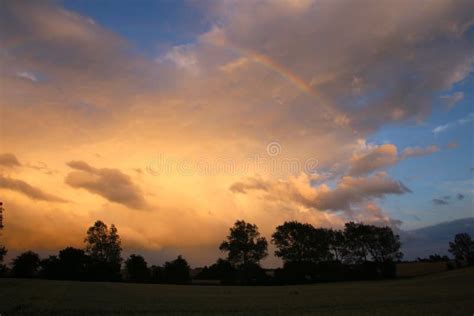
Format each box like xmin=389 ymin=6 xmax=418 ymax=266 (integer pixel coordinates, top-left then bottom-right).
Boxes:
xmin=207 ymin=220 xmax=404 ymax=283
xmin=201 ymin=221 xmax=473 ymax=284
xmin=1 ymin=206 xmax=473 ymax=284
xmin=5 ymin=220 xmax=191 ymax=283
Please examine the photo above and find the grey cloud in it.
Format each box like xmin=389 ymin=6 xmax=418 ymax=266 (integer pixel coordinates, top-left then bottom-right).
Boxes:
xmin=65 ymin=161 xmax=147 ymax=209
xmin=432 ymin=193 xmax=466 ymax=205
xmin=433 ymin=198 xmax=449 ymax=205
xmin=229 ymin=177 xmax=270 ymax=194
xmin=0 ymin=175 xmax=66 ymax=202
xmin=213 ymin=0 xmax=474 ymax=131
xmin=0 ymin=153 xmax=21 ymax=168
xmin=314 ymin=173 xmax=411 ymax=212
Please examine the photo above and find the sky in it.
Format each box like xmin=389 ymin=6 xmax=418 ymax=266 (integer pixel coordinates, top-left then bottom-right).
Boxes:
xmin=0 ymin=0 xmax=473 ymax=267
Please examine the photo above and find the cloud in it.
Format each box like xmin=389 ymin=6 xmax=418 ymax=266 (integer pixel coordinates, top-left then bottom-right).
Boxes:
xmin=432 ymin=193 xmax=465 ymax=205
xmin=433 ymin=112 xmax=474 ymax=134
xmin=314 ymin=173 xmax=411 ymax=212
xmin=65 ymin=161 xmax=147 ymax=210
xmin=441 ymin=91 xmax=464 ymax=108
xmin=401 ymin=145 xmax=439 ymax=159
xmin=348 ymin=143 xmax=398 ymax=176
xmin=432 ymin=124 xmax=450 ymax=134
xmin=433 ymin=198 xmax=449 ymax=205
xmin=208 ymin=0 xmax=474 ymax=131
xmin=348 ymin=143 xmax=440 ymax=175
xmin=446 ymin=142 xmax=459 ymax=149
xmin=0 ymin=153 xmax=21 ymax=168
xmin=231 ymin=172 xmax=410 ymax=213
xmin=156 ymin=44 xmax=199 ymax=74
xmin=0 ymin=175 xmax=67 ymax=202
xmin=16 ymin=71 xmax=39 ymax=82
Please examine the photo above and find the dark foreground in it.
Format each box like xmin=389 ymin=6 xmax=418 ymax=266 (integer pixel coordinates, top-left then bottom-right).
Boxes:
xmin=1 ymin=268 xmax=473 ymax=315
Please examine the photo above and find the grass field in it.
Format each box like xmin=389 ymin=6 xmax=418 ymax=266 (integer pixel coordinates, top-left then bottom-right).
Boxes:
xmin=1 ymin=268 xmax=473 ymax=315
xmin=396 ymin=261 xmax=448 ymax=278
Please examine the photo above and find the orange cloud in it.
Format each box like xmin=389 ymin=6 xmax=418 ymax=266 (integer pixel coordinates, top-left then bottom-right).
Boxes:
xmin=65 ymin=161 xmax=147 ymax=210
xmin=349 ymin=144 xmax=399 ymax=176
xmin=0 ymin=153 xmax=21 ymax=168
xmin=0 ymin=175 xmax=67 ymax=203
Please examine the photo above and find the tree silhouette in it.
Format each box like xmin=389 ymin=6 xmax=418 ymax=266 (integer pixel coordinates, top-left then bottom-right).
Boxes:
xmin=365 ymin=225 xmax=402 ymax=263
xmin=195 ymin=258 xmax=236 ymax=283
xmin=417 ymin=254 xmax=450 ymax=262
xmin=0 ymin=202 xmax=4 ymax=231
xmin=449 ymin=233 xmax=474 ymax=265
xmin=125 ymin=254 xmax=150 ymax=283
xmin=164 ymin=255 xmax=190 ymax=284
xmin=343 ymin=222 xmax=372 ymax=263
xmin=12 ymin=251 xmax=40 ymax=278
xmin=343 ymin=222 xmax=402 ymax=263
xmin=40 ymin=255 xmax=61 ymax=279
xmin=220 ymin=220 xmax=268 ymax=267
xmin=0 ymin=247 xmax=6 ymax=266
xmin=272 ymin=221 xmax=333 ymax=264
xmin=58 ymin=247 xmax=89 ymax=280
xmin=272 ymin=221 xmax=317 ymax=264
xmin=0 ymin=202 xmax=7 ymax=269
xmin=150 ymin=265 xmax=165 ymax=283
xmin=327 ymin=229 xmax=347 ymax=262
xmin=84 ymin=220 xmax=122 ymax=281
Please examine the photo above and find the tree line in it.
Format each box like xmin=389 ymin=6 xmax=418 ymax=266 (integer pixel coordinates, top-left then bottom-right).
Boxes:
xmin=0 ymin=203 xmax=473 ymax=284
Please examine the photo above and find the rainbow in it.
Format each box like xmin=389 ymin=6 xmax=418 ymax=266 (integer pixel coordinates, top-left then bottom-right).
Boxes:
xmin=250 ymin=51 xmax=315 ymax=96
xmin=218 ymin=41 xmax=353 ymax=131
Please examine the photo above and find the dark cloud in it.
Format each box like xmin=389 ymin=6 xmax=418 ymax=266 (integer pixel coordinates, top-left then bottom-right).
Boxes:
xmin=67 ymin=160 xmax=96 ymax=173
xmin=432 ymin=193 xmax=466 ymax=205
xmin=433 ymin=198 xmax=449 ymax=205
xmin=0 ymin=175 xmax=66 ymax=202
xmin=65 ymin=161 xmax=147 ymax=209
xmin=0 ymin=153 xmax=21 ymax=168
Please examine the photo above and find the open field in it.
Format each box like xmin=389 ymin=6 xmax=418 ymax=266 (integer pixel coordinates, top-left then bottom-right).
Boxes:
xmin=0 ymin=268 xmax=473 ymax=315
xmin=396 ymin=261 xmax=449 ymax=278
